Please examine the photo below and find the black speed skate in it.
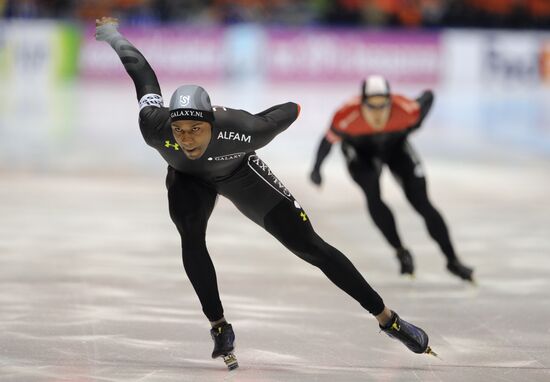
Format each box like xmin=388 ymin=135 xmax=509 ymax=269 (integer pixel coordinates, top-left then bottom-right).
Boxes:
xmin=380 ymin=311 xmax=437 ymax=356
xmin=447 ymin=258 xmax=474 ymax=282
xmin=396 ymin=248 xmax=414 ymax=276
xmin=210 ymin=323 xmax=238 ymax=370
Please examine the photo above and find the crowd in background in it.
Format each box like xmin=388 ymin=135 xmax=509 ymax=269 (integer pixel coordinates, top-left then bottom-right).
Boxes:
xmin=1 ymin=0 xmax=550 ymax=29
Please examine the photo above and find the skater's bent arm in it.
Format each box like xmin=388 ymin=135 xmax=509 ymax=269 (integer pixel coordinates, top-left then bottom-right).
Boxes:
xmin=409 ymin=90 xmax=434 ymax=131
xmin=247 ymin=102 xmax=301 ymax=149
xmin=416 ymin=90 xmax=434 ymax=122
xmin=95 ymin=17 xmax=162 ymax=106
xmin=310 ymin=128 xmax=338 ymax=185
xmin=312 ymin=136 xmax=333 ymax=172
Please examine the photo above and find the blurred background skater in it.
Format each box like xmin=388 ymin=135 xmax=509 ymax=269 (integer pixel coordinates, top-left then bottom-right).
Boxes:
xmin=310 ymin=76 xmax=474 ymax=282
xmin=96 ymin=17 xmax=437 ymax=369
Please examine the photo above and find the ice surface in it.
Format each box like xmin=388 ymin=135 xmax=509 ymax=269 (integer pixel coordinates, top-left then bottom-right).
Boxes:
xmin=1 ymin=157 xmax=549 ymax=381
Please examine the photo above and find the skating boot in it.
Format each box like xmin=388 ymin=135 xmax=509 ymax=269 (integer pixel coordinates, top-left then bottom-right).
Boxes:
xmin=210 ymin=323 xmax=238 ymax=370
xmin=396 ymin=248 xmax=414 ymax=276
xmin=380 ymin=311 xmax=437 ymax=356
xmin=447 ymin=258 xmax=474 ymax=282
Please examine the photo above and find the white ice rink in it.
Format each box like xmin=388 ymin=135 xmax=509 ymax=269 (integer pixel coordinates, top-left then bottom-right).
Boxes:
xmin=1 ymin=157 xmax=550 ymax=381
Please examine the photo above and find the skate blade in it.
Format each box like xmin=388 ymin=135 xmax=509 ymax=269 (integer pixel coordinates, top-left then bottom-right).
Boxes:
xmin=425 ymin=346 xmax=441 ymax=359
xmin=223 ymin=353 xmax=239 ymax=370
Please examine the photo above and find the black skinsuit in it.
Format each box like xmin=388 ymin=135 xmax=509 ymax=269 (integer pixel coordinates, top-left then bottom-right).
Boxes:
xmin=105 ymin=30 xmax=385 ymax=322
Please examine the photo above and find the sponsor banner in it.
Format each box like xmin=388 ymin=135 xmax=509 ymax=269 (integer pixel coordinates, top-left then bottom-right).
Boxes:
xmin=264 ymin=29 xmax=441 ymax=84
xmin=483 ymin=32 xmax=541 ymax=86
xmin=443 ymin=30 xmax=550 ymax=88
xmin=80 ymin=26 xmax=225 ymax=81
xmin=0 ymin=20 xmax=80 ymax=85
xmin=54 ymin=23 xmax=81 ymax=80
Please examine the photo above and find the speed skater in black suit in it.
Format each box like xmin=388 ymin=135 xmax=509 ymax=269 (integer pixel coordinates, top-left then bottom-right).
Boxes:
xmin=96 ymin=17 xmax=438 ymax=370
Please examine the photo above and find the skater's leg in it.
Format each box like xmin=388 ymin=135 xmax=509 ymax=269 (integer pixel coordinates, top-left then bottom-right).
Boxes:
xmin=347 ymin=157 xmax=404 ymax=250
xmin=388 ymin=143 xmax=457 ymax=261
xmin=346 ymin=153 xmax=414 ymax=274
xmin=218 ymin=156 xmax=385 ymax=317
xmin=166 ymin=166 xmax=225 ymax=322
xmin=389 ymin=143 xmax=474 ymax=280
xmin=263 ymin=196 xmax=433 ymax=353
xmin=263 ymin=199 xmax=386 ymax=317
xmin=219 ymin=156 xmax=432 ymax=354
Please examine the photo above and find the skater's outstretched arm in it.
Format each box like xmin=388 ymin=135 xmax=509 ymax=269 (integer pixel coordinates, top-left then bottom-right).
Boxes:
xmin=236 ymin=102 xmax=300 ymax=150
xmin=408 ymin=90 xmax=434 ymax=131
xmin=95 ymin=17 xmax=163 ymax=108
xmin=95 ymin=17 xmax=167 ymax=142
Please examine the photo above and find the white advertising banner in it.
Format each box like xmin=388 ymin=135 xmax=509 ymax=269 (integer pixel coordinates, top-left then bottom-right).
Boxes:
xmin=442 ymin=30 xmax=550 ymax=89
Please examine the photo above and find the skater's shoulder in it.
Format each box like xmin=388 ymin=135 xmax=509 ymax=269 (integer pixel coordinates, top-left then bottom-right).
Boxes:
xmin=211 ymin=105 xmax=245 ymax=125
xmin=211 ymin=105 xmax=256 ymax=134
xmin=138 ymin=106 xmax=171 ymax=145
xmin=338 ymin=96 xmax=362 ymax=112
xmin=212 ymin=105 xmax=247 ymax=118
xmin=391 ymin=95 xmax=420 ymax=115
xmin=139 ymin=105 xmax=170 ymax=131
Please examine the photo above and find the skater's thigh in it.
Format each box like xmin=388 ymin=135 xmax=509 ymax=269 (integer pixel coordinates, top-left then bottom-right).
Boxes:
xmin=263 ymin=199 xmax=319 ymax=255
xmin=347 ymin=158 xmax=384 ymax=199
xmin=387 ymin=141 xmax=426 ymax=186
xmin=218 ymin=154 xmax=307 ymax=228
xmin=166 ymin=166 xmax=218 ymax=235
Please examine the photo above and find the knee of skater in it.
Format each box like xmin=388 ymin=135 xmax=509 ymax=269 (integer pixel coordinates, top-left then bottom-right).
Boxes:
xmin=366 ymin=199 xmax=385 ymax=213
xmin=295 ymin=242 xmax=333 ymax=268
xmin=299 ymin=253 xmax=328 ymax=268
xmin=181 ymin=238 xmax=207 ymax=253
xmin=173 ymin=221 xmax=207 ymax=242
xmin=169 ymin=212 xmax=190 ymax=229
xmin=182 ymin=237 xmax=206 ymax=247
xmin=407 ymin=196 xmax=431 ymax=212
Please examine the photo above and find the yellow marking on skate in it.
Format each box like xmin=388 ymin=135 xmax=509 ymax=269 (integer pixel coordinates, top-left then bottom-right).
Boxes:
xmin=300 ymin=212 xmax=308 ymax=221
xmin=223 ymin=353 xmax=239 ymax=371
xmin=425 ymin=346 xmax=441 ymax=359
xmin=391 ymin=321 xmax=400 ymax=331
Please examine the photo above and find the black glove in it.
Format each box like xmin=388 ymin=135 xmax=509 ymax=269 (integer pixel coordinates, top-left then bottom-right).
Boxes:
xmin=310 ymin=169 xmax=322 ymax=186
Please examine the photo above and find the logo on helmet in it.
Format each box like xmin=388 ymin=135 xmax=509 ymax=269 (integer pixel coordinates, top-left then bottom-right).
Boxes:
xmin=179 ymin=95 xmax=190 ymax=107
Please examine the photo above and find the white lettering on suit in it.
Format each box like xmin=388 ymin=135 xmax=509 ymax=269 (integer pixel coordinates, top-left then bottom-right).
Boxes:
xmin=217 ymin=131 xmax=252 ymax=143
xmin=247 ymin=155 xmax=293 ymax=200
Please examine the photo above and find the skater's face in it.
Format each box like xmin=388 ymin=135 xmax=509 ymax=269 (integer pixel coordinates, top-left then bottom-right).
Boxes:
xmin=171 ymin=120 xmax=212 ymax=160
xmin=362 ymin=95 xmax=391 ymax=130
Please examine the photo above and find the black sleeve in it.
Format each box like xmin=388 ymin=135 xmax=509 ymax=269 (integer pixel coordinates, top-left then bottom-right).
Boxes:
xmin=98 ymin=23 xmax=168 ymax=145
xmin=312 ymin=136 xmax=334 ymax=172
xmin=409 ymin=90 xmax=434 ymax=131
xmin=246 ymin=102 xmax=300 ymax=150
xmin=104 ymin=32 xmax=162 ymax=102
xmin=139 ymin=106 xmax=170 ymax=145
